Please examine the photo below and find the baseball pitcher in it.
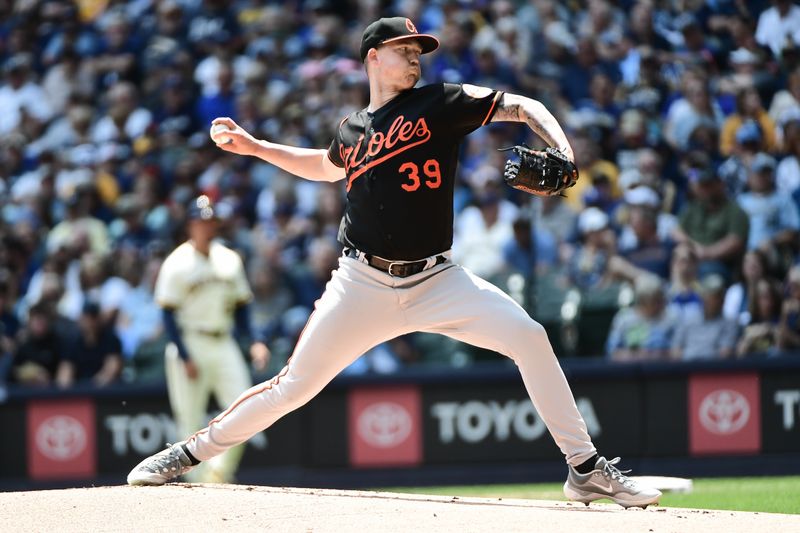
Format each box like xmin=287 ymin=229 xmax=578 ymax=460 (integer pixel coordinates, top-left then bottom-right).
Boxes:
xmin=155 ymin=195 xmax=268 ymax=483
xmin=129 ymin=18 xmax=660 ymax=508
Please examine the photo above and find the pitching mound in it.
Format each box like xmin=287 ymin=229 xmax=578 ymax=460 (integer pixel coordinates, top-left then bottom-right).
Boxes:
xmin=3 ymin=484 xmax=797 ymax=532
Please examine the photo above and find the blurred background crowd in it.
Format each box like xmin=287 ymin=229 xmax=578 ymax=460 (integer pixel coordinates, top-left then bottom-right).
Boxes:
xmin=2 ymin=0 xmax=800 ymax=390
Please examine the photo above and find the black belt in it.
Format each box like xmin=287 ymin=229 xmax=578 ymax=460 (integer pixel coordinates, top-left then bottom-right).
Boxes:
xmin=344 ymin=248 xmax=448 ymax=278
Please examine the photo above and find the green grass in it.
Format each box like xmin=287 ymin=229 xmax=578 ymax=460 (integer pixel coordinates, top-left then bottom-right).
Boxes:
xmin=378 ymin=476 xmax=800 ymax=515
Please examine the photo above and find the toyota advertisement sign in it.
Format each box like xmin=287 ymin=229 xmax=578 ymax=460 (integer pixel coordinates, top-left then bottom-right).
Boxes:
xmin=348 ymin=386 xmax=422 ymax=467
xmin=689 ymin=373 xmax=761 ymax=455
xmin=27 ymin=399 xmax=96 ymax=480
xmin=3 ymin=364 xmax=800 ymax=483
xmin=761 ymin=374 xmax=800 ymax=453
xmin=420 ymin=380 xmax=639 ymax=464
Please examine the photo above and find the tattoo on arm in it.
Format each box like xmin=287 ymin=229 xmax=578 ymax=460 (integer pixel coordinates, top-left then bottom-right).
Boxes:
xmin=491 ymin=93 xmax=572 ymax=158
xmin=490 ymin=94 xmax=522 ymax=122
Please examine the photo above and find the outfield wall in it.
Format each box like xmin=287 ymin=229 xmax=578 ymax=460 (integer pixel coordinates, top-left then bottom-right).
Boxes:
xmin=1 ymin=357 xmax=799 ymax=486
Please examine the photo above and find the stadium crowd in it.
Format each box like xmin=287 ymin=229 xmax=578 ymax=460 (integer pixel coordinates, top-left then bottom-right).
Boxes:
xmin=2 ymin=0 xmax=800 ymax=388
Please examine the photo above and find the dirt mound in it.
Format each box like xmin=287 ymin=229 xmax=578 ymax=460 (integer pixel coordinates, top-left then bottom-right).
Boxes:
xmin=3 ymin=484 xmax=796 ymax=532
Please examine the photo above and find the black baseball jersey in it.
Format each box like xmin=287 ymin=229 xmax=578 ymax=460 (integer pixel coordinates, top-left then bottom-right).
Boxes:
xmin=327 ymin=83 xmax=503 ymax=261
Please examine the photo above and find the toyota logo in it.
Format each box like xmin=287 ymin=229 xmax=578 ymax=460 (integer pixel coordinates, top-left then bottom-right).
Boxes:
xmin=699 ymin=389 xmax=750 ymax=435
xmin=357 ymin=402 xmax=412 ymax=448
xmin=35 ymin=415 xmax=87 ymax=461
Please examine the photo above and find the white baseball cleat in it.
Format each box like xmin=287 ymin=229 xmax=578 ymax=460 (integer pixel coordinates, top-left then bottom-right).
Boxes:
xmin=563 ymin=456 xmax=662 ymax=509
xmin=127 ymin=443 xmax=195 ymax=486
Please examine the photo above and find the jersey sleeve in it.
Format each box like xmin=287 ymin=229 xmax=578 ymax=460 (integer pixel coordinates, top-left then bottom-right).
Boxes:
xmin=232 ymin=252 xmax=253 ymax=305
xmin=326 ymin=116 xmax=348 ymax=168
xmin=441 ymin=83 xmax=504 ymax=136
xmin=154 ymin=254 xmax=185 ymax=309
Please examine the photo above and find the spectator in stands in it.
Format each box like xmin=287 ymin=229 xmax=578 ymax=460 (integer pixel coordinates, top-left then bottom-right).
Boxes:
xmin=57 ymin=252 xmax=109 ymax=322
xmin=249 ymin=257 xmax=294 ymax=341
xmin=671 ymin=13 xmax=716 ymax=71
xmin=427 ymin=19 xmax=478 ymax=84
xmin=91 ymin=81 xmax=152 ymax=144
xmin=736 ymin=278 xmax=783 ymax=357
xmin=577 ymin=71 xmax=621 ymax=122
xmin=778 ymin=265 xmax=800 ymax=353
xmin=195 ymin=61 xmax=237 ymax=129
xmin=664 ymin=73 xmax=724 ymax=151
xmin=116 ymin=254 xmax=166 ymax=383
xmin=532 ymin=195 xmax=578 ymax=245
xmin=720 ymin=87 xmax=778 ymax=156
xmin=777 ymin=113 xmax=800 ymax=195
xmin=673 ymin=159 xmax=749 ymax=281
xmin=4 ymin=0 xmax=800 ymax=377
xmin=89 ymin=10 xmax=139 ymax=87
xmin=606 ymin=275 xmax=679 ymax=362
xmin=717 ymin=46 xmax=773 ymax=95
xmin=718 ymin=120 xmax=765 ymax=196
xmin=755 ymin=0 xmax=800 ymax=58
xmin=666 ymin=243 xmax=704 ymax=324
xmin=116 ymin=253 xmax=160 ymax=354
xmin=289 ymin=236 xmax=340 ymax=309
xmin=617 ymin=188 xmax=675 ymax=280
xmin=152 ymin=74 xmax=198 ymax=138
xmin=0 ymin=53 xmax=54 ymax=139
xmin=56 ymin=301 xmax=122 ymax=387
xmin=111 ymin=194 xmax=154 ymax=251
xmin=671 ymin=273 xmax=739 ymax=360
xmin=453 ymin=175 xmax=518 ymax=279
xmin=28 ymin=103 xmax=94 ymax=158
xmin=567 ymin=207 xmax=614 ymax=291
xmin=99 ymin=247 xmax=138 ymax=327
xmin=41 ymin=48 xmax=94 ymax=116
xmin=560 ymin=36 xmax=620 ymax=107
xmin=47 ymin=186 xmax=111 ymax=256
xmin=502 ymin=215 xmax=558 ymax=276
xmin=737 ymin=153 xmax=800 ymax=260
xmin=768 ymin=65 xmax=800 ymax=124
xmin=11 ymin=303 xmax=64 ymax=387
xmin=724 ymin=249 xmax=771 ymax=327
xmin=565 ymin=131 xmax=621 ymax=210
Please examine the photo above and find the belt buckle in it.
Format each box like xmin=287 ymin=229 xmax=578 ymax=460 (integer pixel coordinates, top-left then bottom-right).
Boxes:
xmin=387 ymin=261 xmax=404 ymax=277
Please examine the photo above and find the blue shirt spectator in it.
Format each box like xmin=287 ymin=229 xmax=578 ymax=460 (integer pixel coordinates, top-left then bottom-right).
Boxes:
xmin=737 ymin=153 xmax=800 ymax=250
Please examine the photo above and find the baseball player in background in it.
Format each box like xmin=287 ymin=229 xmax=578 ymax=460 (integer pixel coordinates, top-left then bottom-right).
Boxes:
xmin=156 ymin=195 xmax=268 ymax=483
xmin=129 ymin=18 xmax=661 ymax=508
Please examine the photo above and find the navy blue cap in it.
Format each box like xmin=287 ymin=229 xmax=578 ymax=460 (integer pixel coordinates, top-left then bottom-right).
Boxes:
xmin=360 ymin=17 xmax=439 ymax=61
xmin=187 ymin=195 xmax=217 ymax=221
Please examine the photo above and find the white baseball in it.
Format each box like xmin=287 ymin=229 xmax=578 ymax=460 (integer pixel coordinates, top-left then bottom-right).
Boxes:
xmin=210 ymin=123 xmax=233 ymax=144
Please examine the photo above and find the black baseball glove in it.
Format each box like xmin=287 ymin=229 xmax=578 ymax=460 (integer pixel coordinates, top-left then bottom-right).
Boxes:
xmin=500 ymin=145 xmax=578 ymax=197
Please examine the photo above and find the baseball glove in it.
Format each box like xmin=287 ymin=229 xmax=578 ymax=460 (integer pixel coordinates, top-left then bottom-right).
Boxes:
xmin=499 ymin=145 xmax=578 ymax=197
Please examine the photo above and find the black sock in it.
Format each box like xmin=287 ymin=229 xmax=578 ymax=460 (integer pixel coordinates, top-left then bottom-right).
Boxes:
xmin=181 ymin=444 xmax=201 ymax=466
xmin=574 ymin=454 xmax=599 ymax=474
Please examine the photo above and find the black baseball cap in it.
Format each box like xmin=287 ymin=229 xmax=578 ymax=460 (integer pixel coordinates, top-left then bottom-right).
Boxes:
xmin=187 ymin=195 xmax=217 ymax=221
xmin=360 ymin=17 xmax=439 ymax=61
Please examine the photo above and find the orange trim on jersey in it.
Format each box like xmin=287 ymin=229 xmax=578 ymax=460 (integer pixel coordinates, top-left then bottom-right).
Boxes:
xmin=481 ymin=91 xmax=503 ymax=126
xmin=328 ymin=115 xmax=349 ymax=168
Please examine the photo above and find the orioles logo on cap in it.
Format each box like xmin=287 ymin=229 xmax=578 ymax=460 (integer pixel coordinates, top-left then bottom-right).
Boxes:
xmin=405 ymin=18 xmax=417 ymax=33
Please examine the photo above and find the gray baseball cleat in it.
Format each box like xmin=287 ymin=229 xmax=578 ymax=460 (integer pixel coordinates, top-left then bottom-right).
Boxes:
xmin=563 ymin=456 xmax=662 ymax=509
xmin=127 ymin=443 xmax=195 ymax=486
